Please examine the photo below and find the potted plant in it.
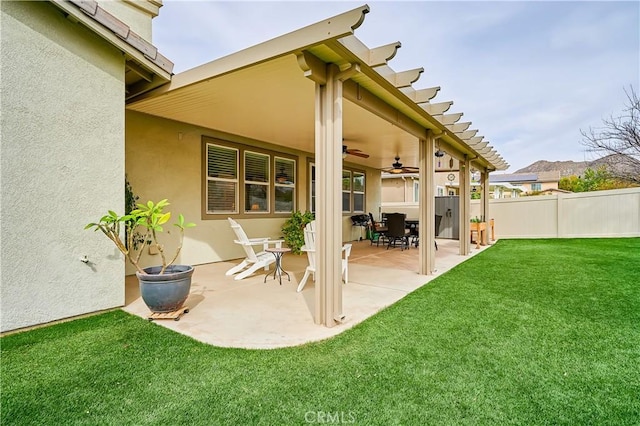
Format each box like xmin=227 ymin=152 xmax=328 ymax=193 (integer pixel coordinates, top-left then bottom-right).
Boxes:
xmin=470 ymin=216 xmax=486 ymax=248
xmin=86 ymin=199 xmax=196 ymax=313
xmin=281 ymin=210 xmax=314 ymax=254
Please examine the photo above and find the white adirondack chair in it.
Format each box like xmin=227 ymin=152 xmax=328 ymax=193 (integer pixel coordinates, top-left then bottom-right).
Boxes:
xmin=226 ymin=218 xmax=284 ymax=280
xmin=297 ymin=220 xmax=352 ymax=292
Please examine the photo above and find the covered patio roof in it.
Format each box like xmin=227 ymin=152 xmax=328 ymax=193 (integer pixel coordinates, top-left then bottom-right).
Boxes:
xmin=127 ymin=4 xmax=508 ymax=172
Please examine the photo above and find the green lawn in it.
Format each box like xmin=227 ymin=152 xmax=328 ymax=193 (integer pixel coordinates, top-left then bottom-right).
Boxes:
xmin=2 ymin=238 xmax=639 ymax=425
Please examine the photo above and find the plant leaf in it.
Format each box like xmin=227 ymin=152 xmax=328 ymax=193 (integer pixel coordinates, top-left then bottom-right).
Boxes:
xmin=157 ymin=212 xmax=171 ymax=225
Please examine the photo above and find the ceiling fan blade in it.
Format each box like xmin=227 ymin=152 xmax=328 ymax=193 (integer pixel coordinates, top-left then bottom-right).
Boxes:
xmin=380 ymin=167 xmax=403 ymax=174
xmin=382 ymin=155 xmax=418 ymax=174
xmin=343 ymin=146 xmax=370 ymax=159
xmin=348 ymin=150 xmax=370 ymax=158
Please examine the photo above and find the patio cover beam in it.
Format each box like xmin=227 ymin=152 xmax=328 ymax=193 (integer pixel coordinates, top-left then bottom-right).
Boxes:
xmin=420 ymin=101 xmax=454 ymax=116
xmin=400 ymin=86 xmax=440 ymax=103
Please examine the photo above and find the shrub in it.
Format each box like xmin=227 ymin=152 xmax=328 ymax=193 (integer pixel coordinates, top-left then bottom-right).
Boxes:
xmin=281 ymin=211 xmax=314 ymax=254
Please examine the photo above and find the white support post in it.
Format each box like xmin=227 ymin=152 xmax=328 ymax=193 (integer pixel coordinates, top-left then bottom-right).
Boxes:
xmin=418 ymin=132 xmax=436 ymax=274
xmin=481 ymin=168 xmax=490 ymax=240
xmin=314 ymin=64 xmax=344 ymax=327
xmin=459 ymin=155 xmax=471 ymax=255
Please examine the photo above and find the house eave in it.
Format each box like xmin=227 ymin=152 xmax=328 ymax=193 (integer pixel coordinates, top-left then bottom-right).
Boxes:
xmin=50 ymin=0 xmax=173 ymax=99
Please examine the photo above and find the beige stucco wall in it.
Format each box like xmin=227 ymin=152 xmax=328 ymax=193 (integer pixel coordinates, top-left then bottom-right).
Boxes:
xmin=382 ymin=179 xmax=406 ymax=203
xmin=1 ymin=2 xmax=126 ymax=332
xmin=523 ymin=181 xmax=559 ymax=193
xmin=125 ymin=111 xmax=382 ymax=275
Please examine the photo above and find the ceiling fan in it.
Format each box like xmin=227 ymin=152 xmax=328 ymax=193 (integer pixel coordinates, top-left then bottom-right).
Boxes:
xmin=381 ymin=155 xmax=419 ymax=174
xmin=342 ymin=145 xmax=370 ymax=159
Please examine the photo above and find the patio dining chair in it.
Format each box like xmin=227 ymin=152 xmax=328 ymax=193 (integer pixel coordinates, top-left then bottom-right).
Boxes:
xmin=406 ymin=215 xmax=442 ymax=251
xmin=226 ymin=218 xmax=284 ymax=280
xmin=368 ymin=212 xmax=388 ymax=247
xmin=385 ymin=213 xmax=411 ymax=250
xmin=296 ymin=220 xmax=352 ymax=292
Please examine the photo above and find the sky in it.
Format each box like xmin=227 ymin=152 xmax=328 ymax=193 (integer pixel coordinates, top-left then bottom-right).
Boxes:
xmin=151 ymin=1 xmax=640 ymax=172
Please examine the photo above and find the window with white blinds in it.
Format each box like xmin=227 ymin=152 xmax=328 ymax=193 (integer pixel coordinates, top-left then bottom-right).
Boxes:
xmin=204 ymin=138 xmax=296 ymax=217
xmin=245 ymin=151 xmax=269 ymax=213
xmin=207 ymin=144 xmax=238 ymax=214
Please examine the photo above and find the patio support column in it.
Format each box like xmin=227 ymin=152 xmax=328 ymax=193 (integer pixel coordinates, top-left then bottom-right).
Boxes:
xmin=313 ymin=63 xmax=345 ymax=327
xmin=481 ymin=168 xmax=490 ymax=231
xmin=418 ymin=132 xmax=436 ymax=274
xmin=459 ymin=155 xmax=471 ymax=255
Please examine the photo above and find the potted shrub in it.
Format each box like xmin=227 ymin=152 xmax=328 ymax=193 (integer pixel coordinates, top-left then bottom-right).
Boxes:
xmin=281 ymin=210 xmax=314 ymax=254
xmin=86 ymin=199 xmax=196 ymax=313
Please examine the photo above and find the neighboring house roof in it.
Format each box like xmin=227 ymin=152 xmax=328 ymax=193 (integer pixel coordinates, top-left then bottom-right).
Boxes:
xmin=49 ymin=0 xmax=173 ymax=99
xmin=491 ymin=182 xmax=525 ymax=192
xmin=127 ymin=5 xmax=508 ymax=172
xmin=536 ymin=171 xmax=562 ymax=182
xmin=540 ymin=188 xmax=572 ymax=194
xmin=490 ymin=173 xmax=537 ymax=183
xmin=490 ymin=171 xmax=560 ymax=184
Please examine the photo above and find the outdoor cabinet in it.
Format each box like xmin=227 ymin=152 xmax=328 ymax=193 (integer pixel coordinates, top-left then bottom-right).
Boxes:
xmin=435 ymin=196 xmax=459 ymax=240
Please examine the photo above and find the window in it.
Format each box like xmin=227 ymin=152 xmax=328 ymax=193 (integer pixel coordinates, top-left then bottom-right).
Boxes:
xmin=309 ymin=163 xmax=365 ymax=214
xmin=413 ymin=181 xmax=420 ymax=202
xmin=204 ymin=137 xmax=296 ymax=217
xmin=531 ymin=183 xmax=542 ymax=191
xmin=309 ymin=164 xmax=316 ymax=213
xmin=353 ymin=172 xmax=365 ymax=212
xmin=275 ymin=157 xmax=295 ymax=213
xmin=206 ymin=144 xmax=238 ymax=214
xmin=342 ymin=170 xmax=351 ymax=212
xmin=244 ymin=151 xmax=269 ymax=213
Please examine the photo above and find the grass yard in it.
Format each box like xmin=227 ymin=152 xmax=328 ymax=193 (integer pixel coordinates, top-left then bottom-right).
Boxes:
xmin=2 ymin=238 xmax=639 ymax=425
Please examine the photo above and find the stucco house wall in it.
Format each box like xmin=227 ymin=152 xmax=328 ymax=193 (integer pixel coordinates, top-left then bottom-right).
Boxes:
xmin=1 ymin=1 xmax=127 ymax=332
xmin=125 ymin=110 xmax=382 ymax=275
xmin=382 ymin=178 xmax=408 ymax=203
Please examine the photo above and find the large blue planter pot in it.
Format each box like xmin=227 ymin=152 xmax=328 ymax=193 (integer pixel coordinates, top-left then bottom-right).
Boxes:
xmin=136 ymin=265 xmax=194 ymax=313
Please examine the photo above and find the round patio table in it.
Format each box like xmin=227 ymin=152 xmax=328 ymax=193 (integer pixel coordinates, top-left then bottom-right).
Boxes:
xmin=264 ymin=247 xmax=291 ymax=285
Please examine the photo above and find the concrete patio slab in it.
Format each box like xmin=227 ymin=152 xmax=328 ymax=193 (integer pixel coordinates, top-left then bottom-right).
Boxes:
xmin=123 ymin=239 xmax=492 ymax=349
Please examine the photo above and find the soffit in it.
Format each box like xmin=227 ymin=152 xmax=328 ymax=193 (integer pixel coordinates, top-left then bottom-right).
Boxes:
xmin=127 ymin=5 xmax=508 ymax=171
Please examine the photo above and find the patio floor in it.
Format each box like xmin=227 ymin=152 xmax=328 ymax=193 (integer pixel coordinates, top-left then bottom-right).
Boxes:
xmin=123 ymin=238 xmax=492 ymax=349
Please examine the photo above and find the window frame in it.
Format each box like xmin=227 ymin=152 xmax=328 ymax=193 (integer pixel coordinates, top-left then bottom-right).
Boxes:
xmin=205 ymin=144 xmax=239 ymax=215
xmin=308 ymin=161 xmax=366 ymax=215
xmin=202 ymin=136 xmax=297 ymax=219
xmin=342 ymin=169 xmax=352 ymax=213
xmin=352 ymin=171 xmax=365 ymax=213
xmin=274 ymin=156 xmax=296 ymax=214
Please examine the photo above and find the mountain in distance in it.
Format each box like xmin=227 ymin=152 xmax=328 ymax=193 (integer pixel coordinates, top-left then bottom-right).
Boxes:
xmin=515 ymin=155 xmax=629 ymax=178
xmin=515 ymin=160 xmax=589 ymax=177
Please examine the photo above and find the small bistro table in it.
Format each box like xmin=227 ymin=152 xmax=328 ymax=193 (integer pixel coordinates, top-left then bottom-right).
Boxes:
xmin=264 ymin=247 xmax=291 ymax=285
